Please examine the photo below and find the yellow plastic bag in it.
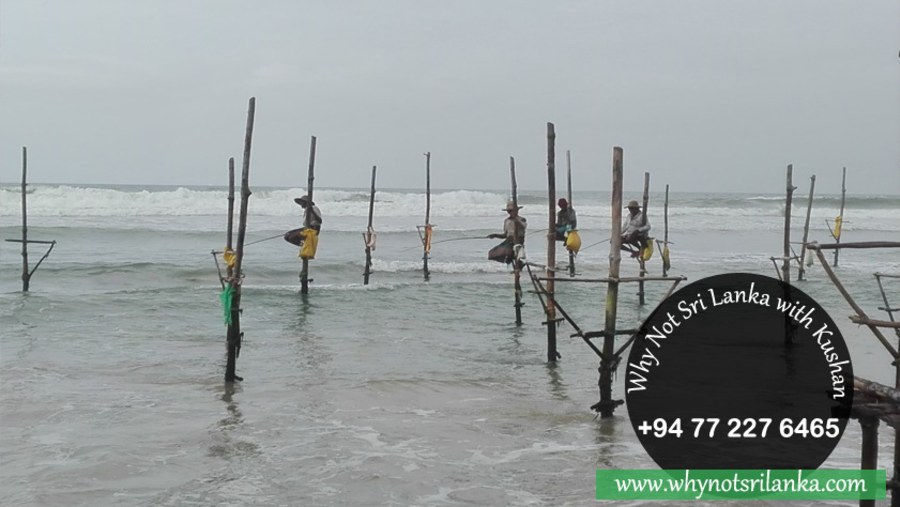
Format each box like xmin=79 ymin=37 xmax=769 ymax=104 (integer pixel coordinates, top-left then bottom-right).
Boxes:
xmin=300 ymin=229 xmax=318 ymax=259
xmin=661 ymin=244 xmax=671 ymax=271
xmin=564 ymin=230 xmax=581 ymax=254
xmin=833 ymin=216 xmax=842 ymax=239
xmin=640 ymin=238 xmax=654 ymax=261
xmin=223 ymin=248 xmax=236 ymax=268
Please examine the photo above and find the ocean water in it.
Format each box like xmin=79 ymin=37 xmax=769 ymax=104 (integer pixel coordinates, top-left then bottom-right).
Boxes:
xmin=1 ymin=184 xmax=899 ymax=506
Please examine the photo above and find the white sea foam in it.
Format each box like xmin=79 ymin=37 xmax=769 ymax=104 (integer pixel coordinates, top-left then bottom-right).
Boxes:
xmin=1 ymin=185 xmax=897 ymax=232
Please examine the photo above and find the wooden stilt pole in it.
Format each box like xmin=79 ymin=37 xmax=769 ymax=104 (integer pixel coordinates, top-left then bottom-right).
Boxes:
xmin=638 ymin=172 xmax=650 ymax=305
xmin=226 ymin=157 xmax=235 ymax=280
xmin=859 ymin=415 xmax=880 ymax=507
xmin=782 ymin=164 xmax=796 ymax=283
xmin=797 ymin=175 xmax=815 ymax=281
xmin=226 ymin=97 xmax=255 ymax=383
xmin=597 ymin=147 xmax=625 ymax=418
xmin=510 ymin=156 xmax=523 ymax=326
xmin=20 ymin=147 xmax=29 ymax=292
xmin=423 ymin=152 xmax=431 ymax=281
xmin=363 ymin=165 xmax=377 ymax=285
xmin=545 ymin=123 xmax=558 ymax=362
xmin=300 ymin=136 xmax=316 ymax=294
xmin=834 ymin=166 xmax=846 ymax=267
xmin=662 ymin=184 xmax=669 ymax=277
xmin=781 ymin=165 xmax=797 ymax=346
xmin=6 ymin=146 xmax=55 ymax=291
xmin=566 ymin=150 xmax=575 ymax=277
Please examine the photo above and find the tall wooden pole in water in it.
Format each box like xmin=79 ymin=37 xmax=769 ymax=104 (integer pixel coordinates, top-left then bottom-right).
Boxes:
xmin=833 ymin=166 xmax=846 ymax=267
xmin=545 ymin=123 xmax=558 ymax=362
xmin=363 ymin=165 xmax=377 ymax=285
xmin=598 ymin=147 xmax=625 ymax=418
xmin=566 ymin=150 xmax=575 ymax=277
xmin=638 ymin=172 xmax=650 ymax=305
xmin=9 ymin=146 xmax=55 ymax=291
xmin=859 ymin=415 xmax=880 ymax=507
xmin=510 ymin=156 xmax=523 ymax=326
xmin=19 ymin=147 xmax=29 ymax=292
xmin=782 ymin=164 xmax=796 ymax=283
xmin=300 ymin=136 xmax=317 ymax=294
xmin=423 ymin=152 xmax=431 ymax=281
xmin=662 ymin=184 xmax=670 ymax=277
xmin=797 ymin=175 xmax=815 ymax=281
xmin=226 ymin=97 xmax=255 ymax=383
xmin=226 ymin=157 xmax=235 ymax=280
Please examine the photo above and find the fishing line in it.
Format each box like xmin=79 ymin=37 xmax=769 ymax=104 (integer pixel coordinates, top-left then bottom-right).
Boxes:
xmin=580 ymin=237 xmax=611 ymax=251
xmin=212 ymin=233 xmax=285 ymax=255
xmin=401 ymin=235 xmax=490 ymax=251
xmin=400 ymin=228 xmax=549 ymax=251
xmin=429 ymin=235 xmax=493 ymax=246
xmin=244 ymin=233 xmax=285 ymax=247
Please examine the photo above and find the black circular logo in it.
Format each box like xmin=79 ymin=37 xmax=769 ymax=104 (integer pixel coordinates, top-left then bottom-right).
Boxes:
xmin=625 ymin=273 xmax=853 ymax=470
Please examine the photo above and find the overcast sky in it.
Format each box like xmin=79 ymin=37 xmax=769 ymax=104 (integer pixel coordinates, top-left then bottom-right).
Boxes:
xmin=1 ymin=1 xmax=898 ymax=194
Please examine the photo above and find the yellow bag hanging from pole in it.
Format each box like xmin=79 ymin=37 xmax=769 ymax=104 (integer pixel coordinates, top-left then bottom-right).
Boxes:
xmin=300 ymin=229 xmax=319 ymax=259
xmin=833 ymin=216 xmax=842 ymax=239
xmin=640 ymin=238 xmax=654 ymax=261
xmin=564 ymin=230 xmax=581 ymax=254
xmin=661 ymin=245 xmax=671 ymax=271
xmin=223 ymin=248 xmax=236 ymax=268
xmin=423 ymin=225 xmax=433 ymax=254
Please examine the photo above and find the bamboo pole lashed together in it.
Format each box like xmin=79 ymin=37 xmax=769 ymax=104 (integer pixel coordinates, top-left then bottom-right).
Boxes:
xmin=797 ymin=175 xmax=815 ymax=281
xmin=226 ymin=97 xmax=255 ymax=383
xmin=597 ymin=146 xmax=625 ymax=418
xmin=363 ymin=165 xmax=377 ymax=285
xmin=510 ymin=156 xmax=523 ymax=326
xmin=566 ymin=150 xmax=575 ymax=278
xmin=545 ymin=123 xmax=559 ymax=362
xmin=300 ymin=136 xmax=317 ymax=294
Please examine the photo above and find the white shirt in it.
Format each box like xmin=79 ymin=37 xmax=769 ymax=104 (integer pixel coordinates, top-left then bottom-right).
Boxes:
xmin=622 ymin=211 xmax=650 ymax=235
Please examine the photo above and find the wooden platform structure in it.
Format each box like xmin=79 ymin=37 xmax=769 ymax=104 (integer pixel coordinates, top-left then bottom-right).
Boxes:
xmin=808 ymin=241 xmax=900 ymax=506
xmin=527 ymin=143 xmax=685 ymax=418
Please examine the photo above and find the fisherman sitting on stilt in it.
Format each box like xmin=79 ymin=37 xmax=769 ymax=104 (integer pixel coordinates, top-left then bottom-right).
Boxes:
xmin=284 ymin=196 xmax=323 ymax=246
xmin=488 ymin=200 xmax=527 ymax=267
xmin=621 ymin=200 xmax=650 ymax=258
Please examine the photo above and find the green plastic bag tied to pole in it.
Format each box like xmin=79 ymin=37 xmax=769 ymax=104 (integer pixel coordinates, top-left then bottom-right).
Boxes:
xmin=220 ymin=285 xmax=235 ymax=326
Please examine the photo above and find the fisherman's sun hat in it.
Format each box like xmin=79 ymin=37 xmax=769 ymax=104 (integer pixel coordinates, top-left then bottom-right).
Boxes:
xmin=504 ymin=200 xmax=523 ymax=212
xmin=626 ymin=200 xmax=641 ymax=209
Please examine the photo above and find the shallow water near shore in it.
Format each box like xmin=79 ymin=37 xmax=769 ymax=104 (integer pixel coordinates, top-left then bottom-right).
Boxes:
xmin=1 ymin=185 xmax=898 ymax=506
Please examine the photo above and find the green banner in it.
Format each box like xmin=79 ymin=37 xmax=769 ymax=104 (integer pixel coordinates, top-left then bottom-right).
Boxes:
xmin=596 ymin=469 xmax=886 ymax=501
